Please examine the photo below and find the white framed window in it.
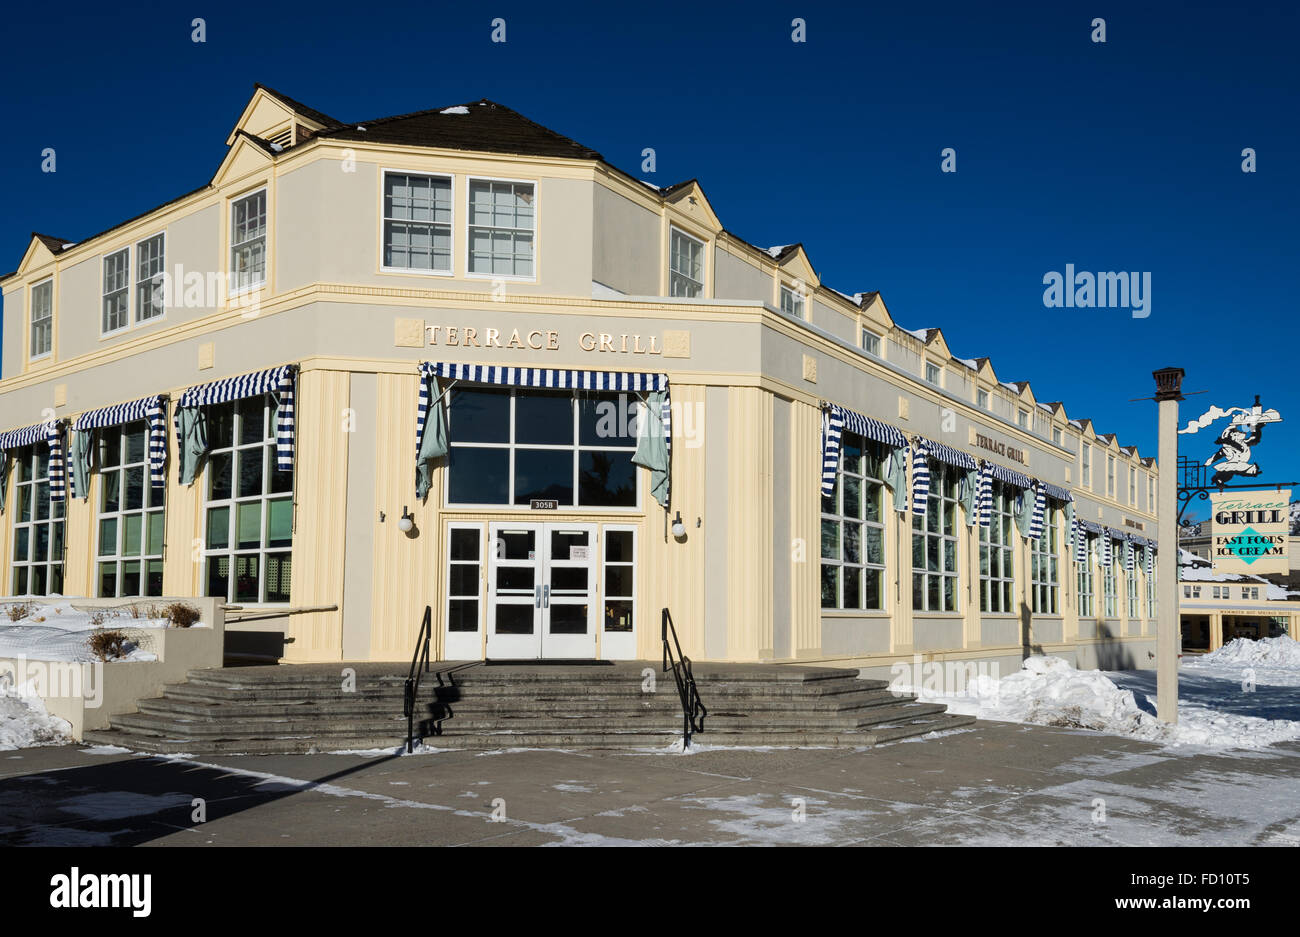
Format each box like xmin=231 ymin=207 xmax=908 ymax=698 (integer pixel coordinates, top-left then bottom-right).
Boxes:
xmin=1148 ymin=473 xmax=1155 ymax=512
xmin=8 ymin=446 xmax=65 ymax=596
xmin=1183 ymin=584 xmax=1201 ymax=599
xmin=1128 ymin=467 xmax=1136 ymax=505
xmin=603 ymin=526 xmax=636 ymax=636
xmin=913 ymin=463 xmax=960 ymax=612
xmin=924 ymin=361 xmax=941 ymax=385
xmin=1107 ymin=455 xmax=1116 ymax=498
xmin=1031 ymin=508 xmax=1060 ymax=614
xmin=102 ymin=248 xmax=131 ymax=333
xmin=383 ymin=171 xmax=453 ymax=273
xmin=1082 ymin=442 xmax=1092 ymax=487
xmin=1103 ymin=546 xmax=1119 ymax=617
xmin=980 ymin=481 xmax=1015 ymax=614
xmin=1128 ymin=565 xmax=1139 ymax=618
xmin=780 ymin=283 xmax=805 ymax=319
xmin=977 ymin=388 xmax=990 ymax=410
xmin=95 ymin=420 xmax=165 ymax=597
xmin=821 ymin=432 xmax=887 ymax=611
xmin=30 ymin=279 xmax=53 ymax=358
xmin=202 ymin=398 xmax=293 ymax=603
xmin=1052 ymin=426 xmax=1062 ymax=445
xmin=135 ymin=233 xmax=166 ymax=322
xmin=446 ymin=523 xmax=483 ymax=635
xmin=1018 ymin=409 xmax=1029 ymax=428
xmin=446 ymin=387 xmax=639 ymax=509
xmin=230 ymin=189 xmax=267 ymax=293
xmin=468 ymin=178 xmax=535 ymax=278
xmin=1077 ymin=537 xmax=1095 ymax=618
xmin=669 ymin=227 xmax=704 ymax=297
xmin=1244 ymin=586 xmax=1260 ymax=600
xmin=861 ymin=328 xmax=881 ymax=357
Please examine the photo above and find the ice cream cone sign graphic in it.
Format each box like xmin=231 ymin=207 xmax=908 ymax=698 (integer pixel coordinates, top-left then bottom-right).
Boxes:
xmin=1178 ymin=396 xmax=1283 ymax=485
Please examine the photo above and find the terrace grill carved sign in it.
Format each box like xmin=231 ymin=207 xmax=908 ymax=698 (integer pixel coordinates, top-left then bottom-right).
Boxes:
xmin=1208 ymin=489 xmax=1291 ymax=576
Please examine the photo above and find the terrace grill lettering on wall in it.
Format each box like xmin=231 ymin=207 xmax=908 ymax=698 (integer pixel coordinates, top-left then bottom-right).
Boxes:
xmin=424 ymin=325 xmax=661 ymax=355
xmin=973 ymin=432 xmax=1027 ymax=465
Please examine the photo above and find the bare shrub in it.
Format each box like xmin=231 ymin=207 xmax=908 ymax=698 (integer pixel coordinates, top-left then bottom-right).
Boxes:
xmin=5 ymin=602 xmax=35 ymax=622
xmin=164 ymin=603 xmax=202 ymax=628
xmin=88 ymin=630 xmax=129 ymax=661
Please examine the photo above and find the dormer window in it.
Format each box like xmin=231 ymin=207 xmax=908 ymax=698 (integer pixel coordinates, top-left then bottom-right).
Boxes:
xmin=30 ymin=280 xmax=53 ymax=358
xmin=925 ymin=362 xmax=941 ymax=386
xmin=1018 ymin=409 xmax=1029 ymax=428
xmin=780 ymin=283 xmax=805 ymax=319
xmin=231 ymin=189 xmax=267 ymax=293
xmin=977 ymin=389 xmax=990 ymax=410
xmin=669 ymin=227 xmax=704 ymax=298
xmin=102 ymin=248 xmax=131 ymax=333
xmin=861 ymin=328 xmax=881 ymax=357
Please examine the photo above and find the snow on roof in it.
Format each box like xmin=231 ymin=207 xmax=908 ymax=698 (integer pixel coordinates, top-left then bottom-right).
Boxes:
xmin=902 ymin=327 xmax=932 ymax=341
xmin=439 ymin=106 xmax=470 ymax=115
xmin=955 ymin=357 xmax=978 ymax=370
xmin=1179 ymin=548 xmax=1298 ymax=599
xmin=829 ymin=288 xmax=864 ymax=305
xmin=764 ymin=245 xmax=790 ymax=258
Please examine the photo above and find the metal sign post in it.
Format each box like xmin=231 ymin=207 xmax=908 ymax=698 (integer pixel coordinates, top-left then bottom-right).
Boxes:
xmin=1153 ymin=368 xmax=1184 ymax=725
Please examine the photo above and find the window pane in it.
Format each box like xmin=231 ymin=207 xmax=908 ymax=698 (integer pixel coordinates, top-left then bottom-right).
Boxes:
xmin=513 ymin=448 xmax=573 ymax=505
xmin=448 ymin=447 xmax=509 ymax=504
xmin=236 ymin=503 xmax=262 ymax=549
xmin=515 ymin=393 xmax=573 ymax=446
xmin=449 ymin=388 xmax=509 ymax=443
xmin=578 ymin=451 xmax=635 ymax=506
xmin=267 ymin=498 xmax=293 ymax=547
xmin=207 ymin=507 xmax=230 ymax=550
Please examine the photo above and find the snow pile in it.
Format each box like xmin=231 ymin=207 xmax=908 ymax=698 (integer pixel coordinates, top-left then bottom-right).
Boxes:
xmin=906 ymin=655 xmax=1300 ymax=750
xmin=0 ymin=603 xmax=201 ymax=663
xmin=439 ymin=106 xmax=469 ymax=115
xmin=1193 ymin=635 xmax=1300 ymax=669
xmin=0 ymin=685 xmax=71 ymax=750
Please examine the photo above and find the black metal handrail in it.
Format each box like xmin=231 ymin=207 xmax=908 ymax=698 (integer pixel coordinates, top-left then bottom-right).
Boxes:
xmin=662 ymin=607 xmax=706 ymax=746
xmin=404 ymin=605 xmax=432 ymax=753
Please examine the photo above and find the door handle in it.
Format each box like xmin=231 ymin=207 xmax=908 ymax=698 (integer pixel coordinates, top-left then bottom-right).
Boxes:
xmin=543 ymin=584 xmax=550 ymax=608
xmin=535 ymin=585 xmax=542 ymax=609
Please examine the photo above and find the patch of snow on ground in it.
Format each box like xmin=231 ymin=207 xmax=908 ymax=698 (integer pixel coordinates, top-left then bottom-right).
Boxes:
xmin=0 ymin=685 xmax=71 ymax=750
xmin=902 ymin=654 xmax=1300 ymax=751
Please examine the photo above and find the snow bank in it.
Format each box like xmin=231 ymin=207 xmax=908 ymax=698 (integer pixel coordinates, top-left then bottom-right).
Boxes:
xmin=0 ymin=602 xmax=202 ymax=663
xmin=1192 ymin=635 xmax=1300 ymax=669
xmin=904 ymin=655 xmax=1300 ymax=751
xmin=0 ymin=685 xmax=72 ymax=750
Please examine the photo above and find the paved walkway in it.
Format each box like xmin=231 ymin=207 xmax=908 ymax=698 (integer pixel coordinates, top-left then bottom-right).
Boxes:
xmin=2 ymin=722 xmax=1298 ymax=846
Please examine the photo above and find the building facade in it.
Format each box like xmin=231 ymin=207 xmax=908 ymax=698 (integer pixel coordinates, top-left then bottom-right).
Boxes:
xmin=1 ymin=86 xmax=1167 ymax=675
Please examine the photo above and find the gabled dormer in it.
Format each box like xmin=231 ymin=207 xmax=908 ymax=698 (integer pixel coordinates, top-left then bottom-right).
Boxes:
xmin=226 ymin=84 xmax=343 ymax=153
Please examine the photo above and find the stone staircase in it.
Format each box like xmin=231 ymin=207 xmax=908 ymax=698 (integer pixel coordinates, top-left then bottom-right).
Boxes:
xmin=81 ymin=661 xmax=974 ymax=754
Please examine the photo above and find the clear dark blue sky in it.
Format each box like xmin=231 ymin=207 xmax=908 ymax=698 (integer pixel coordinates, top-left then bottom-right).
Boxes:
xmin=2 ymin=1 xmax=1297 ymax=509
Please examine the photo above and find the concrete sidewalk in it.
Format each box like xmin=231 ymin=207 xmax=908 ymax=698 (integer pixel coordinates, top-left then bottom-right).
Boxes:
xmin=2 ymin=721 xmax=1298 ymax=846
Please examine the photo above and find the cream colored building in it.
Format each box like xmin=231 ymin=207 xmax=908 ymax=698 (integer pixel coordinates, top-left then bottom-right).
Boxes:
xmin=1 ymin=85 xmax=1169 ymax=675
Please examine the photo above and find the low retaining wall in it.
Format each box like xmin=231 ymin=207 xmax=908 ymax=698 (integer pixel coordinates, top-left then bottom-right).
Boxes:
xmin=0 ymin=596 xmax=225 ymax=740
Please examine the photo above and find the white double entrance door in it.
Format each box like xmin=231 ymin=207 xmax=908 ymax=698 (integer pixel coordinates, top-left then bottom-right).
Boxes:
xmin=486 ymin=522 xmax=599 ymax=659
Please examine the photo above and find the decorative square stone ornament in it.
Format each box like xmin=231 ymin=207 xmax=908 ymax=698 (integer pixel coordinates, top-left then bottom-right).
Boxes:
xmin=394 ymin=317 xmax=425 ymax=348
xmin=198 ymin=343 xmax=215 ymax=370
xmin=661 ymin=329 xmax=691 ymax=359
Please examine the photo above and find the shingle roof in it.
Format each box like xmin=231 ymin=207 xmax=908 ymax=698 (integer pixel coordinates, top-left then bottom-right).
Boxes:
xmin=253 ymin=83 xmax=346 ymax=130
xmin=32 ymin=233 xmax=74 ymax=254
xmin=319 ymin=99 xmax=603 ymax=162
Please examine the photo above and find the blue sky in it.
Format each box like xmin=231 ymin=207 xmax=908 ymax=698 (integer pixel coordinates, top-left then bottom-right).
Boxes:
xmin=2 ymin=1 xmax=1296 ymax=513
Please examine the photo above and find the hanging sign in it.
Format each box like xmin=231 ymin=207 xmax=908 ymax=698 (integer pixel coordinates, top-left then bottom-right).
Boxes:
xmin=1209 ymin=489 xmax=1290 ymax=575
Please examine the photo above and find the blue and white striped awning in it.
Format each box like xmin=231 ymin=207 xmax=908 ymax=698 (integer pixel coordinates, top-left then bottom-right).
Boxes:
xmin=416 ymin=361 xmax=672 ymax=488
xmin=1028 ymin=485 xmax=1048 ymax=540
xmin=73 ymin=395 xmax=167 ymax=488
xmin=174 ymin=364 xmax=297 ymax=471
xmin=985 ymin=461 xmax=1033 ymax=490
xmin=1076 ymin=519 xmax=1105 ymax=535
xmin=1038 ymin=481 xmax=1073 ymax=503
xmin=915 ymin=437 xmax=978 ymax=472
xmin=975 ymin=461 xmax=995 ymax=527
xmin=911 ymin=437 xmax=977 ymax=516
xmin=820 ymin=404 xmax=907 ymax=497
xmin=0 ymin=420 xmax=65 ymax=502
